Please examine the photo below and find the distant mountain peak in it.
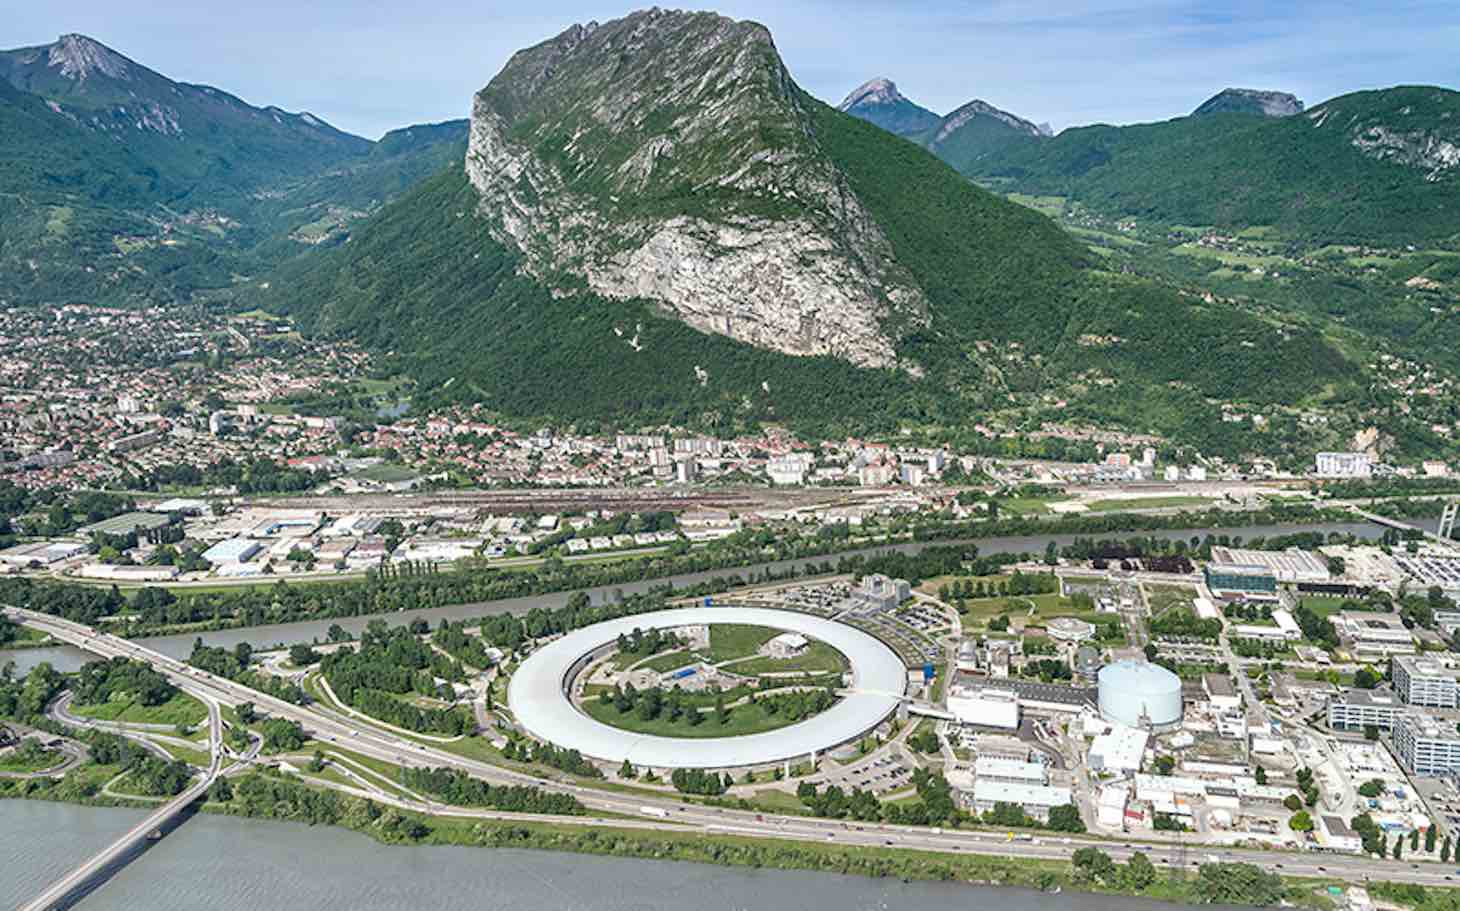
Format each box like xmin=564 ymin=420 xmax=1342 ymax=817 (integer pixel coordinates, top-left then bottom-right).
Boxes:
xmin=837 ymin=77 xmax=905 ymax=111
xmin=836 ymin=77 xmax=941 ymax=137
xmin=1192 ymin=88 xmax=1304 ymax=118
xmin=935 ymin=99 xmax=1044 ymax=143
xmin=48 ymin=34 xmax=132 ymax=82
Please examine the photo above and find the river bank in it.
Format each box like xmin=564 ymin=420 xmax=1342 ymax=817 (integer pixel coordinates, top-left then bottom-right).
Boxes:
xmin=0 ymin=786 xmax=1312 ymax=910
xmin=1 ymin=517 xmax=1387 ymax=676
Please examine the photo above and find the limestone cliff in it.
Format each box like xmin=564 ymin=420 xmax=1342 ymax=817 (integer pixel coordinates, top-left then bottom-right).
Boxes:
xmin=464 ymin=9 xmax=927 ymax=369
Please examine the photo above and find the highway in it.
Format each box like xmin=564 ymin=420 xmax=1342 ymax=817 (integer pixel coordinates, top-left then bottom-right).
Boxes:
xmin=10 ymin=605 xmax=1460 ymax=893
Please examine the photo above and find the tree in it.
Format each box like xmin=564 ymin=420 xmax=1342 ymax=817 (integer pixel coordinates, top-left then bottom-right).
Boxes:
xmin=1357 ymin=779 xmax=1384 ymax=799
xmin=237 ymin=702 xmax=256 ymax=724
xmin=1394 ymin=837 xmax=1404 ymax=860
xmin=1426 ymin=824 xmax=1438 ymax=853
xmin=1193 ymin=863 xmax=1284 ymax=906
xmin=1442 ymin=835 xmax=1452 ymax=863
xmin=1153 ymin=755 xmax=1175 ymax=776
xmin=208 ymin=776 xmax=233 ymax=803
xmin=1047 ymin=803 xmax=1086 ymax=833
xmin=1072 ymin=847 xmax=1116 ymax=883
xmin=618 ymin=759 xmax=636 ymax=779
xmin=1410 ymin=828 xmax=1420 ymax=851
xmin=1044 ymin=541 xmax=1060 ymax=566
xmin=1124 ymin=851 xmax=1156 ymax=890
xmin=1289 ymin=810 xmax=1314 ymax=832
xmin=1283 ymin=794 xmax=1303 ymax=812
xmin=1353 ymin=666 xmax=1381 ymax=689
xmin=1254 ymin=766 xmax=1267 ymax=785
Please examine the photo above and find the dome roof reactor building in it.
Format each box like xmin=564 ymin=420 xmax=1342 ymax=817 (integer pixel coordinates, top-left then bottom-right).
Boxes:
xmin=1098 ymin=660 xmax=1182 ymax=731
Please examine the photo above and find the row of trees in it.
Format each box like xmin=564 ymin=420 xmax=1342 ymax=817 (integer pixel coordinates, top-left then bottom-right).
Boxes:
xmin=399 ymin=767 xmax=582 ymax=814
xmin=499 ymin=739 xmax=602 ymax=778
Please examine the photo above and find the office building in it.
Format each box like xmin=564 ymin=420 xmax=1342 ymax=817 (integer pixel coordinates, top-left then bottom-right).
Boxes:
xmin=1392 ymin=711 xmax=1460 ymax=776
xmin=1326 ymin=688 xmax=1400 ymax=731
xmin=1392 ymin=655 xmax=1459 ymax=708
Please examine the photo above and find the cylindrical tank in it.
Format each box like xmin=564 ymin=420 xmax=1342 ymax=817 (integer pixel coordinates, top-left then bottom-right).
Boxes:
xmin=1098 ymin=659 xmax=1182 ymax=729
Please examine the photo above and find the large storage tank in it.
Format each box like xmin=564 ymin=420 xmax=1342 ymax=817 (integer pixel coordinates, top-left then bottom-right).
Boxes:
xmin=1098 ymin=659 xmax=1182 ymax=730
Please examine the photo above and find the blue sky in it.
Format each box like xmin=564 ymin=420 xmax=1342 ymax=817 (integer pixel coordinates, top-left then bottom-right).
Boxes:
xmin=10 ymin=1 xmax=1460 ymax=139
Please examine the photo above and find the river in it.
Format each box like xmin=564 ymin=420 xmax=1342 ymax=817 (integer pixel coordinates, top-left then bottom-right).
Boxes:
xmin=5 ymin=520 xmax=1388 ymax=674
xmin=0 ymin=802 xmax=1231 ymax=911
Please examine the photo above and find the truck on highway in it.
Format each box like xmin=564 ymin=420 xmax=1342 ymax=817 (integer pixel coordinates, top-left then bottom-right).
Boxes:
xmin=640 ymin=806 xmax=670 ymax=819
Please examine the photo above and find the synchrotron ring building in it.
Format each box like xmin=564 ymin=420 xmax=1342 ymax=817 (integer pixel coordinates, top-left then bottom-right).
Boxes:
xmin=507 ymin=606 xmax=908 ymax=769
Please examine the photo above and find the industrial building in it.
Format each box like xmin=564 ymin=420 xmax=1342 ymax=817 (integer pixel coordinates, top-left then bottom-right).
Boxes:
xmin=1392 ymin=711 xmax=1460 ymax=777
xmin=766 ymin=632 xmax=809 ymax=659
xmin=1046 ymin=616 xmax=1096 ymax=643
xmin=1315 ymin=451 xmax=1374 ymax=478
xmin=201 ymin=538 xmax=263 ymax=565
xmin=947 ymin=685 xmax=1020 ymax=730
xmin=1209 ymin=547 xmax=1331 ymax=585
xmin=1088 ymin=723 xmax=1149 ymax=772
xmin=1202 ymin=674 xmax=1241 ymax=711
xmin=1230 ymin=609 xmax=1302 ymax=642
xmin=974 ymin=757 xmax=1048 ymax=785
xmin=1097 ymin=660 xmax=1183 ymax=731
xmin=1335 ymin=612 xmax=1415 ymax=657
xmin=1327 ymin=688 xmax=1400 ymax=732
xmin=854 ymin=574 xmax=911 ymax=612
xmin=968 ymin=780 xmax=1073 ymax=821
xmin=1203 ymin=562 xmax=1279 ymax=599
xmin=1392 ymin=655 xmax=1459 ymax=708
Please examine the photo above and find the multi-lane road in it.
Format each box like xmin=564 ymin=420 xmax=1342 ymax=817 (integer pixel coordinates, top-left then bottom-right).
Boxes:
xmin=9 ymin=604 xmax=1460 ymax=894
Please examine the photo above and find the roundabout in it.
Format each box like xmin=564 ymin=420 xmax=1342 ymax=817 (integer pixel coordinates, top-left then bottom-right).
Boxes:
xmin=508 ymin=606 xmax=908 ymax=769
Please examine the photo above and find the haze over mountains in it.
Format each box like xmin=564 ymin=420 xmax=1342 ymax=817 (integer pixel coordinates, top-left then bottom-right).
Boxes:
xmin=0 ymin=33 xmax=466 ymax=305
xmin=1 ymin=12 xmax=1458 ymax=457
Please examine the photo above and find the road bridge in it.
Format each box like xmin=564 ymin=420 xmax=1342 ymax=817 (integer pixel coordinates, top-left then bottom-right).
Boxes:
xmin=14 ymin=605 xmax=1460 ymax=892
xmin=17 ymin=690 xmax=223 ymax=911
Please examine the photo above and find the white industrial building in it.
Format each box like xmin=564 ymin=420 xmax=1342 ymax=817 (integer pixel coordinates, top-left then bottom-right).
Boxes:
xmin=969 ymin=780 xmax=1073 ymax=821
xmin=947 ymin=686 xmax=1020 ymax=730
xmin=1088 ymin=723 xmax=1149 ymax=772
xmin=1316 ymin=451 xmax=1374 ymax=478
xmin=766 ymin=632 xmax=810 ymax=660
xmin=974 ymin=757 xmax=1048 ymax=785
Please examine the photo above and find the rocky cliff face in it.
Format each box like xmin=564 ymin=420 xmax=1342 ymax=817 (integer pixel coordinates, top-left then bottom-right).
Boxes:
xmin=465 ymin=10 xmax=926 ymax=368
xmin=1307 ymin=87 xmax=1460 ymax=181
xmin=1192 ymin=88 xmax=1304 ymax=117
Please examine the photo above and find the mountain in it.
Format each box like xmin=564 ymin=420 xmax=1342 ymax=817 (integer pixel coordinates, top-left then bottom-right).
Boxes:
xmin=914 ymin=98 xmax=1047 ymax=172
xmin=0 ymin=34 xmax=467 ymax=305
xmin=0 ymin=34 xmax=371 ymax=200
xmin=836 ymin=78 xmax=941 ymax=136
xmin=837 ymin=77 xmax=1047 ymax=171
xmin=966 ymin=85 xmax=1460 ymax=245
xmin=1192 ymin=88 xmax=1303 ymax=117
xmin=262 ymin=10 xmax=1355 ymax=446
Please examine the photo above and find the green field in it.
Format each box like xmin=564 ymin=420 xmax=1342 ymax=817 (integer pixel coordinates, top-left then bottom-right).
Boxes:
xmin=725 ymin=641 xmax=848 ymax=677
xmin=705 ymin=625 xmax=781 ymax=662
xmin=1086 ymin=496 xmax=1216 ymax=512
xmin=582 ymin=696 xmax=831 ymax=739
xmin=70 ymin=691 xmax=208 ymax=728
xmin=0 ymin=745 xmax=64 ymax=774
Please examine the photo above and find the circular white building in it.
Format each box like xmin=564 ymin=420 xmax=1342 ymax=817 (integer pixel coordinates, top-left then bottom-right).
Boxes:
xmin=508 ymin=606 xmax=907 ymax=769
xmin=1097 ymin=659 xmax=1182 ymax=731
